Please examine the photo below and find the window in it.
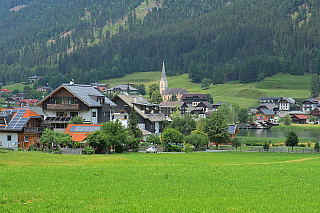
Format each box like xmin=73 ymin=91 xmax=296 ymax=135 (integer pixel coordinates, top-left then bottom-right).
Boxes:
xmin=70 ymin=112 xmax=78 ymax=117
xmin=92 ymin=112 xmax=96 ymax=117
xmin=103 ymin=112 xmax=108 ymax=117
xmin=68 ymin=99 xmax=76 ymax=104
xmin=24 ymin=136 xmax=29 ymax=142
xmin=56 ymin=112 xmax=64 ymax=117
xmin=0 ymin=119 xmax=4 ymax=125
xmin=112 ymin=116 xmax=114 ymax=120
xmin=124 ymin=115 xmax=127 ymax=119
xmin=7 ymin=135 xmax=11 ymax=141
xmin=55 ymin=99 xmax=62 ymax=104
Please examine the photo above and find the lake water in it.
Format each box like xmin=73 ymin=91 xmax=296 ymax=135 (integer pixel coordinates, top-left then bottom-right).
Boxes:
xmin=238 ymin=129 xmax=320 ymax=140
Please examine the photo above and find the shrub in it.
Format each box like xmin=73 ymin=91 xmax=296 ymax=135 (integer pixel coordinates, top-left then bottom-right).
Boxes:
xmin=82 ymin=146 xmax=94 ymax=155
xmin=314 ymin=142 xmax=320 ymax=151
xmin=115 ymin=144 xmax=124 ymax=153
xmin=18 ymin=148 xmax=23 ymax=151
xmin=298 ymin=144 xmax=306 ymax=147
xmin=28 ymin=145 xmax=34 ymax=151
xmin=262 ymin=141 xmax=270 ymax=149
xmin=172 ymin=145 xmax=182 ymax=152
xmin=183 ymin=142 xmax=194 ymax=153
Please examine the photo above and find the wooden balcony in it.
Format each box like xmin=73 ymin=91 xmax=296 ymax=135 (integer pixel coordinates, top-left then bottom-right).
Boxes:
xmin=47 ymin=104 xmax=80 ymax=110
xmin=24 ymin=127 xmax=50 ymax=133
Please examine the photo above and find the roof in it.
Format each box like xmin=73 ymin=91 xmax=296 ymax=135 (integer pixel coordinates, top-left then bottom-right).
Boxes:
xmin=139 ymin=127 xmax=152 ymax=136
xmin=18 ymin=99 xmax=39 ymax=105
xmin=112 ymin=95 xmax=167 ymax=122
xmin=107 ymin=85 xmax=138 ymax=91
xmin=160 ymin=61 xmax=167 ymax=82
xmin=37 ymin=84 xmax=116 ymax=108
xmin=162 ymin=88 xmax=189 ymax=95
xmin=64 ymin=124 xmax=102 ymax=142
xmin=159 ymin=101 xmax=184 ymax=108
xmin=293 ymin=114 xmax=309 ymax=120
xmin=181 ymin=94 xmax=207 ymax=100
xmin=197 ymin=101 xmax=212 ymax=108
xmin=14 ymin=107 xmax=45 ymax=116
xmin=0 ymin=109 xmax=42 ymax=131
xmin=0 ymin=88 xmax=12 ymax=93
xmin=303 ymin=99 xmax=319 ymax=104
xmin=257 ymin=103 xmax=279 ymax=111
xmin=228 ymin=124 xmax=239 ymax=134
xmin=212 ymin=102 xmax=229 ymax=107
xmin=259 ymin=97 xmax=282 ymax=100
xmin=260 ymin=109 xmax=275 ymax=115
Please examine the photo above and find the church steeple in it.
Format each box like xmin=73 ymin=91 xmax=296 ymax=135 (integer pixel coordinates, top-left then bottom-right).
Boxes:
xmin=160 ymin=61 xmax=168 ymax=94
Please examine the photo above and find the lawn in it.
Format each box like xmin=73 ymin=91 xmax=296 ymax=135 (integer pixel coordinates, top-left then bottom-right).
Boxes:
xmin=1 ymin=151 xmax=320 ymax=212
xmin=101 ymin=72 xmax=311 ymax=108
xmin=2 ymin=83 xmax=26 ymax=92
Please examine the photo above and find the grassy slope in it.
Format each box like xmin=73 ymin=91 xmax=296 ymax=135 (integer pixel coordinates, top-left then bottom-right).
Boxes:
xmin=0 ymin=151 xmax=320 ymax=212
xmin=101 ymin=72 xmax=311 ymax=108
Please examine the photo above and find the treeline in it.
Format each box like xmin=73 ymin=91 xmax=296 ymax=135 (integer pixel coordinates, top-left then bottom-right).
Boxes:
xmin=2 ymin=0 xmax=320 ymax=87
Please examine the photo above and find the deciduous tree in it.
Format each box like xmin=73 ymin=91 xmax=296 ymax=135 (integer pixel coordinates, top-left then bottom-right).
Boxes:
xmin=286 ymin=131 xmax=299 ymax=151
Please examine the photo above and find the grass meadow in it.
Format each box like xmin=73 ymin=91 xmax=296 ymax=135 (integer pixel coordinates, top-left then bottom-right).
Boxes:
xmin=101 ymin=72 xmax=311 ymax=108
xmin=1 ymin=151 xmax=320 ymax=212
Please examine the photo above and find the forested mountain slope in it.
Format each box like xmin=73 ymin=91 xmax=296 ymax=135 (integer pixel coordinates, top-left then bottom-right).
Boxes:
xmin=1 ymin=0 xmax=320 ymax=89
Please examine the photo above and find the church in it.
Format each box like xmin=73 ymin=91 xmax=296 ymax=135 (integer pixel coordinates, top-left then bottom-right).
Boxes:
xmin=160 ymin=62 xmax=188 ymax=102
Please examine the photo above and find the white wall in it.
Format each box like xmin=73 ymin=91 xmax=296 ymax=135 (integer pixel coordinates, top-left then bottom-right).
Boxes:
xmin=90 ymin=109 xmax=98 ymax=124
xmin=155 ymin=122 xmax=159 ymax=134
xmin=0 ymin=133 xmax=18 ymax=149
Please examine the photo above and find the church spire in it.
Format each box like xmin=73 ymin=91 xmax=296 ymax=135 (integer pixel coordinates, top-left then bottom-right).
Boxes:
xmin=160 ymin=61 xmax=168 ymax=95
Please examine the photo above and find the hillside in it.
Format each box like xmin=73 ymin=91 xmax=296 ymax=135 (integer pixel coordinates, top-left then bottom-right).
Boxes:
xmin=1 ymin=0 xmax=320 ymax=91
xmin=102 ymin=72 xmax=311 ymax=108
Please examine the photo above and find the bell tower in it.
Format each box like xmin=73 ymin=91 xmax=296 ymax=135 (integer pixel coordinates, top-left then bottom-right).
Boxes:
xmin=159 ymin=61 xmax=168 ymax=94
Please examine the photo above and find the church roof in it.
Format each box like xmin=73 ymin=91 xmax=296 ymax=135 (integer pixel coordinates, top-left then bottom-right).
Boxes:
xmin=161 ymin=88 xmax=189 ymax=95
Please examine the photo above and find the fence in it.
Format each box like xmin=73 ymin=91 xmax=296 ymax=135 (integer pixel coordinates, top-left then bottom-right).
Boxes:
xmin=61 ymin=148 xmax=82 ymax=155
xmin=249 ymin=147 xmax=319 ymax=153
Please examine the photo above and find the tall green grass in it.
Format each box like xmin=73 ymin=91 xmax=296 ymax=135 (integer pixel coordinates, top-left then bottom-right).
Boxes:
xmin=0 ymin=151 xmax=320 ymax=212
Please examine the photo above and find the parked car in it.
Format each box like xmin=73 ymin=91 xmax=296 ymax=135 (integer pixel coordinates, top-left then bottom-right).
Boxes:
xmin=146 ymin=145 xmax=157 ymax=153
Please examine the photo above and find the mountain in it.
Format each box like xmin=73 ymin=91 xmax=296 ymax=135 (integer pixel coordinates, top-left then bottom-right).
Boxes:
xmin=1 ymin=0 xmax=320 ymax=89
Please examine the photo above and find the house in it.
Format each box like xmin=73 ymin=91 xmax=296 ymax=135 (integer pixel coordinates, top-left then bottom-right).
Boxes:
xmin=5 ymin=96 xmax=21 ymax=104
xmin=36 ymin=82 xmax=116 ymax=129
xmin=0 ymin=109 xmax=52 ymax=149
xmin=159 ymin=101 xmax=187 ymax=116
xmin=256 ymin=103 xmax=279 ymax=112
xmin=311 ymin=108 xmax=320 ymax=119
xmin=36 ymin=87 xmax=50 ymax=93
xmin=160 ymin=62 xmax=189 ymax=101
xmin=291 ymin=114 xmax=308 ymax=124
xmin=181 ymin=94 xmax=207 ymax=106
xmin=196 ymin=101 xmax=212 ymax=112
xmin=91 ymin=83 xmax=108 ymax=93
xmin=212 ymin=102 xmax=229 ymax=111
xmin=107 ymin=85 xmax=138 ymax=94
xmin=279 ymin=97 xmax=296 ymax=111
xmin=228 ymin=124 xmax=240 ymax=139
xmin=111 ymin=94 xmax=167 ymax=135
xmin=256 ymin=109 xmax=275 ymax=122
xmin=302 ymin=99 xmax=319 ymax=112
xmin=29 ymin=75 xmax=40 ymax=82
xmin=259 ymin=97 xmax=282 ymax=104
xmin=17 ymin=99 xmax=39 ymax=107
xmin=0 ymin=89 xmax=12 ymax=96
xmin=64 ymin=124 xmax=102 ymax=143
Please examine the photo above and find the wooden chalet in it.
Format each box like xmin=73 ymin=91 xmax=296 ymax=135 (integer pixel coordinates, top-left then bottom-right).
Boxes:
xmin=311 ymin=108 xmax=320 ymax=119
xmin=291 ymin=114 xmax=308 ymax=124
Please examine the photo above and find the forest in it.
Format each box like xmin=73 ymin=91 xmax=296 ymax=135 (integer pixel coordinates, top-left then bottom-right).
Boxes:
xmin=1 ymin=0 xmax=320 ymax=89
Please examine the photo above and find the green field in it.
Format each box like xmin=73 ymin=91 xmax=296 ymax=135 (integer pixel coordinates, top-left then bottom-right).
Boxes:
xmin=2 ymin=83 xmax=26 ymax=92
xmin=101 ymin=72 xmax=311 ymax=108
xmin=1 ymin=151 xmax=320 ymax=212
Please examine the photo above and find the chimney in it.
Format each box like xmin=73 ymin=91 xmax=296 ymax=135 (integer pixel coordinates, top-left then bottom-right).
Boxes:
xmin=139 ymin=95 xmax=143 ymax=102
xmin=134 ymin=98 xmax=137 ymax=103
xmin=70 ymin=79 xmax=74 ymax=85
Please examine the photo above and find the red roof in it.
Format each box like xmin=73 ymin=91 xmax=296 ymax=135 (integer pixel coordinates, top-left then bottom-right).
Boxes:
xmin=64 ymin=124 xmax=102 ymax=142
xmin=294 ymin=114 xmax=308 ymax=120
xmin=17 ymin=99 xmax=40 ymax=105
xmin=0 ymin=88 xmax=12 ymax=93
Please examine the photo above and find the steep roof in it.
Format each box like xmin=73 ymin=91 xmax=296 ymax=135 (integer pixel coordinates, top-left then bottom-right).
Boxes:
xmin=162 ymin=87 xmax=189 ymax=95
xmin=0 ymin=109 xmax=42 ymax=131
xmin=18 ymin=99 xmax=39 ymax=106
xmin=37 ymin=84 xmax=116 ymax=108
xmin=112 ymin=95 xmax=167 ymax=122
xmin=0 ymin=88 xmax=12 ymax=93
xmin=159 ymin=101 xmax=185 ymax=108
xmin=260 ymin=109 xmax=275 ymax=115
xmin=160 ymin=61 xmax=167 ymax=82
xmin=228 ymin=124 xmax=239 ymax=134
xmin=293 ymin=114 xmax=308 ymax=120
xmin=197 ymin=101 xmax=212 ymax=108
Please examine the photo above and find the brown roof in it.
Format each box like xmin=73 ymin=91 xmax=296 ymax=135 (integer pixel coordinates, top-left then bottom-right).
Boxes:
xmin=181 ymin=94 xmax=207 ymax=100
xmin=159 ymin=102 xmax=184 ymax=107
xmin=162 ymin=88 xmax=188 ymax=95
xmin=293 ymin=114 xmax=308 ymax=120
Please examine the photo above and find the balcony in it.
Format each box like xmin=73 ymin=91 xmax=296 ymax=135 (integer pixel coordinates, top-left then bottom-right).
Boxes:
xmin=24 ymin=127 xmax=50 ymax=133
xmin=47 ymin=104 xmax=80 ymax=110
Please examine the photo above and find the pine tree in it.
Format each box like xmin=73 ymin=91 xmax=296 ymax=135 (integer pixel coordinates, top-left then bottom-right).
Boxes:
xmin=310 ymin=74 xmax=319 ymax=98
xmin=128 ymin=106 xmax=142 ymax=152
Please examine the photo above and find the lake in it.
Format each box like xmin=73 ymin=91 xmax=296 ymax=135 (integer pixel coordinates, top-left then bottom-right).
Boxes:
xmin=238 ymin=129 xmax=320 ymax=140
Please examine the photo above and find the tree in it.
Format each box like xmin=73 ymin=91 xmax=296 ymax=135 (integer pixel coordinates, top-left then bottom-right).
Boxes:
xmin=149 ymin=83 xmax=159 ymax=98
xmin=314 ymin=142 xmax=320 ymax=152
xmin=150 ymin=90 xmax=162 ymax=104
xmin=100 ymin=120 xmax=128 ymax=153
xmin=310 ymin=74 xmax=320 ymax=98
xmin=231 ymin=137 xmax=242 ymax=150
xmin=205 ymin=111 xmax=230 ymax=149
xmin=283 ymin=114 xmax=292 ymax=126
xmin=286 ymin=131 xmax=299 ymax=151
xmin=137 ymin=84 xmax=146 ymax=95
xmin=169 ymin=110 xmax=196 ymax=135
xmin=205 ymin=93 xmax=213 ymax=104
xmin=86 ymin=130 xmax=109 ymax=154
xmin=127 ymin=107 xmax=142 ymax=152
xmin=126 ymin=85 xmax=130 ymax=94
xmin=201 ymin=78 xmax=211 ymax=89
xmin=309 ymin=116 xmax=318 ymax=122
xmin=184 ymin=133 xmax=208 ymax=149
xmin=39 ymin=128 xmax=55 ymax=148
xmin=146 ymin=134 xmax=161 ymax=145
xmin=69 ymin=116 xmax=84 ymax=124
xmin=217 ymin=103 xmax=230 ymax=121
xmin=238 ymin=108 xmax=249 ymax=123
xmin=161 ymin=127 xmax=182 ymax=151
